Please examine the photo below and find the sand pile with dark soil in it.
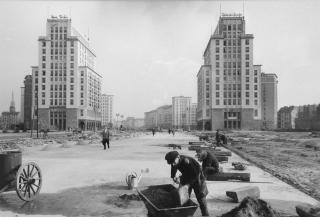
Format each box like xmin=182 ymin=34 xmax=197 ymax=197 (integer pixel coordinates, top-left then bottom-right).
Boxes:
xmin=220 ymin=197 xmax=280 ymax=217
xmin=119 ymin=194 xmax=141 ymax=201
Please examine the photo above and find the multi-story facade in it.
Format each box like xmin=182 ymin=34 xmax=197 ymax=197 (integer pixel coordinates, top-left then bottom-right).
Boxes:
xmin=197 ymin=14 xmax=278 ymax=130
xmin=172 ymin=96 xmax=192 ymax=129
xmin=157 ymin=105 xmax=172 ymax=129
xmin=277 ymin=106 xmax=299 ymax=129
xmin=144 ymin=110 xmax=157 ymax=129
xmin=190 ymin=103 xmax=197 ymax=130
xmin=261 ymin=73 xmax=278 ymax=130
xmin=101 ymin=94 xmax=114 ymax=127
xmin=1 ymin=93 xmax=19 ymax=130
xmin=122 ymin=117 xmax=144 ymax=129
xmin=295 ymin=104 xmax=320 ymax=130
xmin=32 ymin=16 xmax=101 ymax=131
xmin=197 ymin=65 xmax=212 ymax=130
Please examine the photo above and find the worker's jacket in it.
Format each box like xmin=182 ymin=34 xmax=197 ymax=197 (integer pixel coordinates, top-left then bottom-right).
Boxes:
xmin=171 ymin=155 xmax=204 ymax=185
xmin=101 ymin=129 xmax=110 ymax=139
xmin=202 ymin=152 xmax=219 ymax=171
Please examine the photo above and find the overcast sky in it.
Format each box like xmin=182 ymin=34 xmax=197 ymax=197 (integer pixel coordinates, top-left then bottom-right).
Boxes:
xmin=0 ymin=0 xmax=319 ymax=118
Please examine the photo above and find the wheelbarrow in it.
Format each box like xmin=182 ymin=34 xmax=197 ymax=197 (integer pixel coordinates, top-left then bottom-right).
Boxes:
xmin=137 ymin=184 xmax=198 ymax=217
xmin=0 ymin=150 xmax=42 ymax=201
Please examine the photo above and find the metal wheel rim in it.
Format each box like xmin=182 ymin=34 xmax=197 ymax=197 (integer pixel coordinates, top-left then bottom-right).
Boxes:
xmin=15 ymin=162 xmax=42 ymax=202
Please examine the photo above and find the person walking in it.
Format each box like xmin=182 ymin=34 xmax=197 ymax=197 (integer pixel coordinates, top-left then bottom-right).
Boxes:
xmin=101 ymin=127 xmax=111 ymax=150
xmin=152 ymin=128 xmax=155 ymax=136
xmin=172 ymin=129 xmax=175 ymax=136
xmin=165 ymin=151 xmax=209 ymax=216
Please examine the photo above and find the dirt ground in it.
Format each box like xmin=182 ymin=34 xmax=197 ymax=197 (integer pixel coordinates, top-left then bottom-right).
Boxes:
xmin=224 ymin=131 xmax=320 ymax=201
xmin=0 ymin=131 xmax=319 ymax=217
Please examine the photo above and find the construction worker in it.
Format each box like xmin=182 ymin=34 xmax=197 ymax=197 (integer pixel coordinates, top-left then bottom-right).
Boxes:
xmin=197 ymin=150 xmax=219 ymax=178
xmin=165 ymin=151 xmax=209 ymax=216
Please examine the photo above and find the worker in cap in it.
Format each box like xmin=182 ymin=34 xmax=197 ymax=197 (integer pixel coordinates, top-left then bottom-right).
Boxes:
xmin=165 ymin=151 xmax=209 ymax=216
xmin=196 ymin=150 xmax=219 ymax=178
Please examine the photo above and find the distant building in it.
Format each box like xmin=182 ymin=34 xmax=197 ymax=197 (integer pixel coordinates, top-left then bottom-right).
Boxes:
xmin=277 ymin=106 xmax=299 ymax=129
xmin=122 ymin=117 xmax=144 ymax=129
xmin=172 ymin=96 xmax=192 ymax=129
xmin=190 ymin=103 xmax=197 ymax=130
xmin=101 ymin=94 xmax=114 ymax=127
xmin=1 ymin=92 xmax=19 ymax=130
xmin=261 ymin=73 xmax=278 ymax=130
xmin=20 ymin=87 xmax=24 ymax=123
xmin=197 ymin=65 xmax=211 ymax=130
xmin=295 ymin=104 xmax=320 ymax=130
xmin=197 ymin=14 xmax=277 ymax=130
xmin=32 ymin=16 xmax=101 ymax=131
xmin=157 ymin=105 xmax=172 ymax=129
xmin=21 ymin=75 xmax=33 ymax=130
xmin=144 ymin=110 xmax=157 ymax=129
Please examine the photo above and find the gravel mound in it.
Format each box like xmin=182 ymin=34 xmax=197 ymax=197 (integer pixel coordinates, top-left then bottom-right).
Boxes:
xmin=220 ymin=197 xmax=280 ymax=217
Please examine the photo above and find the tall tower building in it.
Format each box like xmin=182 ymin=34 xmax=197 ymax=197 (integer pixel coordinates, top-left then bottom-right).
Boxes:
xmin=261 ymin=73 xmax=278 ymax=129
xmin=32 ymin=16 xmax=102 ymax=131
xmin=101 ymin=94 xmax=114 ymax=127
xmin=23 ymin=75 xmax=33 ymax=130
xmin=172 ymin=96 xmax=192 ymax=129
xmin=197 ymin=14 xmax=265 ymax=130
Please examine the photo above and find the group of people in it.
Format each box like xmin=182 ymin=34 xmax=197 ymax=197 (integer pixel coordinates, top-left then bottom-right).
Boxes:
xmin=165 ymin=149 xmax=219 ymax=216
xmin=168 ymin=128 xmax=175 ymax=136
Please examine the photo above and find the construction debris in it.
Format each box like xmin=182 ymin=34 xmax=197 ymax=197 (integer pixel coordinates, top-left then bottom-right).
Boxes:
xmin=119 ymin=194 xmax=141 ymax=201
xmin=232 ymin=162 xmax=247 ymax=171
xmin=220 ymin=197 xmax=280 ymax=217
xmin=207 ymin=172 xmax=251 ymax=182
xmin=296 ymin=204 xmax=320 ymax=217
xmin=226 ymin=186 xmax=260 ymax=203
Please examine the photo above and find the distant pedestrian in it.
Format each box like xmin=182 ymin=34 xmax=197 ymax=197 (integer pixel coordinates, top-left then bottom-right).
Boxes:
xmin=168 ymin=129 xmax=171 ymax=134
xmin=101 ymin=127 xmax=111 ymax=150
xmin=152 ymin=128 xmax=155 ymax=136
xmin=172 ymin=129 xmax=175 ymax=136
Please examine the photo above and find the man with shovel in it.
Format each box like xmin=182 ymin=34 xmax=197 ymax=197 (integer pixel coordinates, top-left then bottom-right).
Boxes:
xmin=165 ymin=151 xmax=209 ymax=216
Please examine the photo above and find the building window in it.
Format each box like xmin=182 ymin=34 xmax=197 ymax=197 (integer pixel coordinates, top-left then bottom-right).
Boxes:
xmin=81 ymin=93 xmax=84 ymax=98
xmin=42 ymin=41 xmax=46 ymax=47
xmin=42 ymin=99 xmax=45 ymax=105
xmin=70 ymin=85 xmax=74 ymax=90
xmin=216 ymin=92 xmax=219 ymax=97
xmin=246 ymin=92 xmax=249 ymax=97
xmin=216 ymin=40 xmax=219 ymax=46
xmin=216 ymin=47 xmax=219 ymax=53
xmin=216 ymin=84 xmax=219 ymax=90
xmin=254 ymin=109 xmax=258 ymax=116
xmin=246 ymin=99 xmax=250 ymax=105
xmin=70 ymin=99 xmax=74 ymax=105
xmin=216 ymin=55 xmax=219 ymax=60
xmin=80 ymin=109 xmax=84 ymax=116
xmin=42 ymin=78 xmax=46 ymax=83
xmin=42 ymin=85 xmax=45 ymax=90
xmin=245 ymin=39 xmax=249 ymax=45
xmin=71 ymin=56 xmax=74 ymax=61
xmin=245 ymin=54 xmax=249 ymax=60
xmin=246 ymin=47 xmax=249 ymax=52
xmin=70 ymin=63 xmax=74 ymax=68
xmin=81 ymin=100 xmax=84 ymax=105
xmin=216 ymin=69 xmax=219 ymax=75
xmin=71 ymin=48 xmax=74 ymax=54
xmin=254 ymin=100 xmax=258 ymax=105
xmin=246 ymin=69 xmax=249 ymax=75
xmin=216 ymin=62 xmax=220 ymax=67
xmin=70 ymin=92 xmax=74 ymax=97
xmin=42 ymin=63 xmax=46 ymax=68
xmin=254 ymin=77 xmax=258 ymax=83
xmin=254 ymin=92 xmax=258 ymax=98
xmin=216 ymin=77 xmax=220 ymax=83
xmin=246 ymin=84 xmax=249 ymax=90
xmin=70 ymin=78 xmax=74 ymax=83
xmin=254 ymin=70 xmax=258 ymax=76
xmin=216 ymin=99 xmax=220 ymax=105
xmin=42 ymin=49 xmax=46 ymax=54
xmin=245 ymin=62 xmax=249 ymax=67
xmin=254 ymin=85 xmax=258 ymax=90
xmin=246 ymin=77 xmax=249 ymax=82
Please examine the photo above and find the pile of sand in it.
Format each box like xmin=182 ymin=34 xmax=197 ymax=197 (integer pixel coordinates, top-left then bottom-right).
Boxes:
xmin=220 ymin=197 xmax=280 ymax=217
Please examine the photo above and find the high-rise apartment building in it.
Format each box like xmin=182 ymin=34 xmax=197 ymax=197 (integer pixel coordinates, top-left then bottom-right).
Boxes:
xmin=172 ymin=96 xmax=192 ymax=129
xmin=261 ymin=73 xmax=278 ymax=129
xmin=32 ymin=16 xmax=102 ymax=131
xmin=144 ymin=110 xmax=157 ymax=129
xmin=101 ymin=94 xmax=114 ymax=127
xmin=197 ymin=14 xmax=277 ymax=130
xmin=190 ymin=103 xmax=197 ymax=130
xmin=277 ymin=106 xmax=299 ymax=129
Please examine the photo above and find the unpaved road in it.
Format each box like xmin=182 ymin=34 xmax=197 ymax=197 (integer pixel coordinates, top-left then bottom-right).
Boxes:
xmin=0 ymin=132 xmax=319 ymax=217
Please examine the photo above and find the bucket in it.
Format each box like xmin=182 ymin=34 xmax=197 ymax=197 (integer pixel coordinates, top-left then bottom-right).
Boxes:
xmin=126 ymin=171 xmax=142 ymax=190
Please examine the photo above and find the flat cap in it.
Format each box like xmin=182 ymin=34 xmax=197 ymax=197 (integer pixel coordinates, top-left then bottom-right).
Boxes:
xmin=165 ymin=151 xmax=179 ymax=164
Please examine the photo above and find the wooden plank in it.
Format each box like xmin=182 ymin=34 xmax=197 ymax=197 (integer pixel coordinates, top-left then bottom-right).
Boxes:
xmin=296 ymin=204 xmax=320 ymax=217
xmin=226 ymin=186 xmax=260 ymax=202
xmin=206 ymin=172 xmax=250 ymax=182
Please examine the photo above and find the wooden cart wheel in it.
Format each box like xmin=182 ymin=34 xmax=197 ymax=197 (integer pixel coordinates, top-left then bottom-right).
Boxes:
xmin=15 ymin=162 xmax=42 ymax=202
